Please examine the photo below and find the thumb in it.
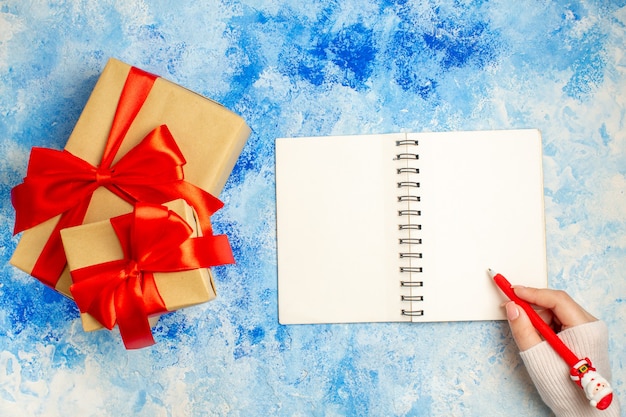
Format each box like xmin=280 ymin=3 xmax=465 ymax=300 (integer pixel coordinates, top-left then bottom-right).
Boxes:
xmin=505 ymin=301 xmax=543 ymax=351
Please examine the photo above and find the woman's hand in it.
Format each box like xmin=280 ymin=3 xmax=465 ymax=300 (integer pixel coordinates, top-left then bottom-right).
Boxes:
xmin=504 ymin=287 xmax=597 ymax=351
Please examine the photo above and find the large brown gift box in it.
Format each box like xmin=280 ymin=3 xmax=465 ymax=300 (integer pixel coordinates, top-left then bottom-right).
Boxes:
xmin=60 ymin=199 xmax=215 ymax=332
xmin=11 ymin=58 xmax=250 ymax=297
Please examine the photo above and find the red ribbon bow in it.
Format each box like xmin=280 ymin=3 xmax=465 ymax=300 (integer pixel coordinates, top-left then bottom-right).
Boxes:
xmin=70 ymin=202 xmax=234 ymax=349
xmin=12 ymin=66 xmax=223 ymax=287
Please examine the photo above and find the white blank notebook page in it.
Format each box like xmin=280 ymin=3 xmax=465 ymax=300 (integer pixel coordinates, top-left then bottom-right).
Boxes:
xmin=275 ymin=129 xmax=547 ymax=325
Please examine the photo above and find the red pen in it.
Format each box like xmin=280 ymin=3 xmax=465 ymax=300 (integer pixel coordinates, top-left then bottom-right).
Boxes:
xmin=489 ymin=269 xmax=613 ymax=411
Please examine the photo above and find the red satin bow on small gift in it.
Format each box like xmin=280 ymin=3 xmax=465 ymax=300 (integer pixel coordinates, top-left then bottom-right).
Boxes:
xmin=70 ymin=202 xmax=234 ymax=349
xmin=12 ymin=66 xmax=223 ymax=287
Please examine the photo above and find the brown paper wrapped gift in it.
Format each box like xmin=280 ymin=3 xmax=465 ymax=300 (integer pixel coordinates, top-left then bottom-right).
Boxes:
xmin=60 ymin=199 xmax=216 ymax=333
xmin=11 ymin=58 xmax=250 ymax=297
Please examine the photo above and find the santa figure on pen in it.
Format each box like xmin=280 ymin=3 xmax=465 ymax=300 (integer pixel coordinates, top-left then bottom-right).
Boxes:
xmin=570 ymin=358 xmax=613 ymax=410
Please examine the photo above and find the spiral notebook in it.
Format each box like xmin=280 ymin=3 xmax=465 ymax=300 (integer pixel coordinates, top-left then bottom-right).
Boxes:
xmin=275 ymin=129 xmax=547 ymax=325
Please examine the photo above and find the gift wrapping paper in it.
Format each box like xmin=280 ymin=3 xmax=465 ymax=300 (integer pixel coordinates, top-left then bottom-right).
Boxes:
xmin=1 ymin=1 xmax=625 ymax=416
xmin=60 ymin=199 xmax=216 ymax=335
xmin=10 ymin=57 xmax=250 ymax=298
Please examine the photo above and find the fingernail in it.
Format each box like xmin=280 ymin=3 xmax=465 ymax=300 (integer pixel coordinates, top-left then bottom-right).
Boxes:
xmin=505 ymin=302 xmax=520 ymax=321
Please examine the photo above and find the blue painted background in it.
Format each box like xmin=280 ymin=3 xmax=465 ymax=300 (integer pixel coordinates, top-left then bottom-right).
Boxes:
xmin=1 ymin=1 xmax=625 ymax=416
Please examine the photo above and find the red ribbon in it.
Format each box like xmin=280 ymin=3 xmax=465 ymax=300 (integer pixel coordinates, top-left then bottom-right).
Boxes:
xmin=70 ymin=202 xmax=234 ymax=349
xmin=12 ymin=66 xmax=224 ymax=287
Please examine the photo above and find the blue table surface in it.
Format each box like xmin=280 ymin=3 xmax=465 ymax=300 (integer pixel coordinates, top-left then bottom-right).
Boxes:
xmin=1 ymin=1 xmax=624 ymax=416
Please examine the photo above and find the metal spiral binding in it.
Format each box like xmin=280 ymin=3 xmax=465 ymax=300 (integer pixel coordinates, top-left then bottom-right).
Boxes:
xmin=399 ymin=224 xmax=421 ymax=230
xmin=399 ymin=238 xmax=422 ymax=245
xmin=400 ymin=280 xmax=423 ymax=287
xmin=396 ymin=137 xmax=424 ymax=318
xmin=401 ymin=295 xmax=424 ymax=301
xmin=398 ymin=195 xmax=420 ymax=202
xmin=396 ymin=153 xmax=419 ymax=160
xmin=401 ymin=309 xmax=424 ymax=317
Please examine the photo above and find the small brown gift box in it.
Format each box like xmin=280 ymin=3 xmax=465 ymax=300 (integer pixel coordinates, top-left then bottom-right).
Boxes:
xmin=11 ymin=58 xmax=250 ymax=297
xmin=60 ymin=199 xmax=215 ymax=332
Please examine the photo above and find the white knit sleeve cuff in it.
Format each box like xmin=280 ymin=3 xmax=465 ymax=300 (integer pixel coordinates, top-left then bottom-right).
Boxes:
xmin=519 ymin=321 xmax=620 ymax=417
